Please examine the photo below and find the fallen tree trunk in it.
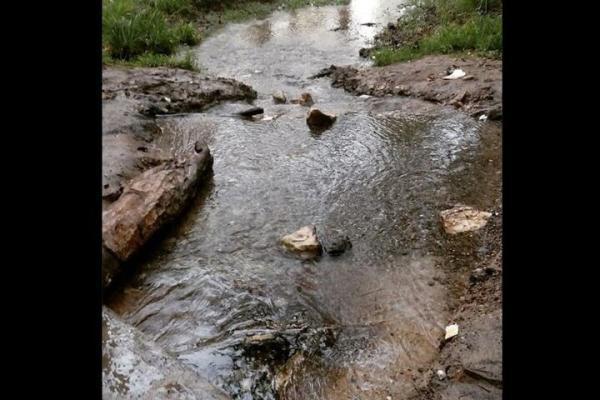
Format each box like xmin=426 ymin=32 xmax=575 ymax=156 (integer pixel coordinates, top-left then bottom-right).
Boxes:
xmin=102 ymin=141 xmax=212 ymax=288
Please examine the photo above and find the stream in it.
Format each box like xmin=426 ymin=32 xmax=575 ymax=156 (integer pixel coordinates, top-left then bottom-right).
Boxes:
xmin=105 ymin=1 xmax=501 ymax=398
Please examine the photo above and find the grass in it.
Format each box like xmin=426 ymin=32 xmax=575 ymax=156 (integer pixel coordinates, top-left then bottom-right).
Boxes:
xmin=103 ymin=0 xmax=200 ymax=62
xmin=103 ymin=0 xmax=349 ymax=69
xmin=372 ymin=0 xmax=502 ymax=66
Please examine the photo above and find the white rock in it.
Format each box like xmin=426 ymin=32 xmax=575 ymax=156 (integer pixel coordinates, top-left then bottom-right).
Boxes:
xmin=436 ymin=369 xmax=447 ymax=380
xmin=440 ymin=205 xmax=492 ymax=234
xmin=281 ymin=225 xmax=321 ymax=257
xmin=445 ymin=324 xmax=459 ymax=340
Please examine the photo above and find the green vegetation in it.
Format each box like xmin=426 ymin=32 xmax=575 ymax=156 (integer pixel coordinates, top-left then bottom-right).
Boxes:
xmin=372 ymin=0 xmax=502 ymax=66
xmin=103 ymin=0 xmax=349 ymax=70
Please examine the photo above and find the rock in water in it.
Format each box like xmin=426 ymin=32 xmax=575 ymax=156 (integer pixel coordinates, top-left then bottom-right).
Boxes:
xmin=273 ymin=91 xmax=287 ymax=104
xmin=238 ymin=107 xmax=264 ymax=117
xmin=298 ymin=92 xmax=314 ymax=107
xmin=321 ymin=229 xmax=352 ymax=256
xmin=440 ymin=205 xmax=492 ymax=234
xmin=102 ymin=141 xmax=212 ymax=287
xmin=281 ymin=225 xmax=322 ymax=259
xmin=306 ymin=107 xmax=336 ymax=130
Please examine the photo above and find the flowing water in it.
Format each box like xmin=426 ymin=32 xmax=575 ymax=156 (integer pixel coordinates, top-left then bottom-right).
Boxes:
xmin=106 ymin=1 xmax=501 ymax=398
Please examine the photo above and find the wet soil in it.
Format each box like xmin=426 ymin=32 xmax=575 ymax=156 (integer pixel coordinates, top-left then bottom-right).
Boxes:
xmin=327 ymin=55 xmax=502 ymax=119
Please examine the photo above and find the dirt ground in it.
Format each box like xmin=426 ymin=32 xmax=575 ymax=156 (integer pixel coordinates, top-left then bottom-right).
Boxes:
xmin=323 ymin=54 xmax=502 ymax=120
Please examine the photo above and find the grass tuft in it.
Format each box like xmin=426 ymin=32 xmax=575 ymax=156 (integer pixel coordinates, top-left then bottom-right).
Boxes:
xmin=372 ymin=0 xmax=502 ymax=66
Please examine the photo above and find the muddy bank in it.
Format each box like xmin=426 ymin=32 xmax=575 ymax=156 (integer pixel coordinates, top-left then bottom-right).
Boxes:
xmin=322 ymin=55 xmax=501 ymax=119
xmin=413 ymin=253 xmax=503 ymax=400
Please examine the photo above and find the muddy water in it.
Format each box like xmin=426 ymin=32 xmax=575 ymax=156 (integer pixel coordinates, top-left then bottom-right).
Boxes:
xmin=106 ymin=1 xmax=501 ymax=399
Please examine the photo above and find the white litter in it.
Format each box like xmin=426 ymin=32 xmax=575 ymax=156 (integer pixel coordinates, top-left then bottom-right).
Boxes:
xmin=436 ymin=370 xmax=447 ymax=380
xmin=479 ymin=114 xmax=488 ymax=121
xmin=445 ymin=324 xmax=459 ymax=340
xmin=359 ymin=94 xmax=371 ymax=99
xmin=162 ymin=96 xmax=171 ymax=103
xmin=442 ymin=69 xmax=466 ymax=80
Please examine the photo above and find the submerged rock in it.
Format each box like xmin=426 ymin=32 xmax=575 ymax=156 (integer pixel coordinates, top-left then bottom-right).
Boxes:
xmin=102 ymin=142 xmax=213 ymax=287
xmin=281 ymin=225 xmax=321 ymax=259
xmin=306 ymin=107 xmax=336 ymax=130
xmin=440 ymin=205 xmax=492 ymax=235
xmin=320 ymin=229 xmax=352 ymax=256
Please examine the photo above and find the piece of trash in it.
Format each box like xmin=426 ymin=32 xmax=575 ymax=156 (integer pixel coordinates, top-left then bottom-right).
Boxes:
xmin=436 ymin=370 xmax=447 ymax=380
xmin=443 ymin=69 xmax=466 ymax=80
xmin=359 ymin=94 xmax=371 ymax=99
xmin=479 ymin=114 xmax=488 ymax=121
xmin=262 ymin=115 xmax=274 ymax=121
xmin=445 ymin=324 xmax=459 ymax=340
xmin=162 ymin=96 xmax=171 ymax=103
xmin=254 ymin=70 xmax=262 ymax=74
xmin=440 ymin=205 xmax=492 ymax=234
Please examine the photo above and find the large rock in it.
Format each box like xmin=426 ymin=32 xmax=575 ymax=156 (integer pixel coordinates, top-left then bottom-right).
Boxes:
xmin=102 ymin=142 xmax=212 ymax=287
xmin=440 ymin=205 xmax=492 ymax=235
xmin=102 ymin=307 xmax=229 ymax=400
xmin=306 ymin=107 xmax=336 ymax=130
xmin=281 ymin=225 xmax=322 ymax=259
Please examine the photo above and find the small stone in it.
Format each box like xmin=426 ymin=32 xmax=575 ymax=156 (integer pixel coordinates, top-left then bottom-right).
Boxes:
xmin=436 ymin=370 xmax=447 ymax=380
xmin=306 ymin=107 xmax=337 ymax=130
xmin=281 ymin=225 xmax=322 ymax=259
xmin=272 ymin=90 xmax=287 ymax=104
xmin=298 ymin=92 xmax=314 ymax=107
xmin=470 ymin=267 xmax=487 ymax=283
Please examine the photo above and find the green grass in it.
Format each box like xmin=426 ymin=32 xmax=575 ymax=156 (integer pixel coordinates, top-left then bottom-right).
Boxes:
xmin=372 ymin=0 xmax=502 ymax=66
xmin=103 ymin=0 xmax=200 ymax=60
